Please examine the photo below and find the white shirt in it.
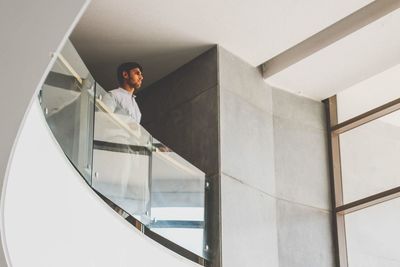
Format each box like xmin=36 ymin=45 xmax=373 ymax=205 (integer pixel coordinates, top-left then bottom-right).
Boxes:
xmin=104 ymin=87 xmax=142 ymax=123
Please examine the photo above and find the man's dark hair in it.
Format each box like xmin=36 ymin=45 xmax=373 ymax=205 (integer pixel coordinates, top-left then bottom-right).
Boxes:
xmin=117 ymin=62 xmax=143 ymax=85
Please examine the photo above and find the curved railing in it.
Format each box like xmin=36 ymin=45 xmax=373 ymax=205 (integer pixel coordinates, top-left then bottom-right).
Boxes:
xmin=39 ymin=47 xmax=210 ymax=265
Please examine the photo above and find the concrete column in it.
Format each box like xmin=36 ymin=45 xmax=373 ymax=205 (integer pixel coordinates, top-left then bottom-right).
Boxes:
xmin=218 ymin=47 xmax=279 ymax=267
xmin=219 ymin=47 xmax=334 ymax=267
xmin=138 ymin=45 xmax=334 ymax=267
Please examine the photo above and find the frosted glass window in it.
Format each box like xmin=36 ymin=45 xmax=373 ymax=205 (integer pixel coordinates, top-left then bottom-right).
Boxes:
xmin=346 ymin=198 xmax=400 ymax=267
xmin=340 ymin=111 xmax=400 ymax=203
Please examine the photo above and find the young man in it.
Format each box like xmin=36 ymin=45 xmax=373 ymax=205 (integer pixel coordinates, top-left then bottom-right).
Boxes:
xmin=106 ymin=62 xmax=144 ymax=124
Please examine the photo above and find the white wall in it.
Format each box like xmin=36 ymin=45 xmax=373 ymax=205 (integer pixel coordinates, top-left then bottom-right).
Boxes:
xmin=0 ymin=0 xmax=90 ymax=265
xmin=3 ymin=99 xmax=201 ymax=267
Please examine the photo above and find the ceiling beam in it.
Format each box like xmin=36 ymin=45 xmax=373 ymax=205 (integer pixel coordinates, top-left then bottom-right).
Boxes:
xmin=259 ymin=0 xmax=400 ymax=79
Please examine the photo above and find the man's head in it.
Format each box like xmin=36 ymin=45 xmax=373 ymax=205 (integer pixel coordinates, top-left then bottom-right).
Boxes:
xmin=117 ymin=62 xmax=144 ymax=92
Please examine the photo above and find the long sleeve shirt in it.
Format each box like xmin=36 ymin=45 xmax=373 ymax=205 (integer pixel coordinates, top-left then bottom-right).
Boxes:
xmin=103 ymin=87 xmax=142 ymax=123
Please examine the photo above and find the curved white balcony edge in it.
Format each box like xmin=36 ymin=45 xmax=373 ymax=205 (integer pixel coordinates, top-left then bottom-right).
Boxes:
xmin=0 ymin=0 xmax=91 ymax=265
xmin=2 ymin=97 xmax=202 ymax=267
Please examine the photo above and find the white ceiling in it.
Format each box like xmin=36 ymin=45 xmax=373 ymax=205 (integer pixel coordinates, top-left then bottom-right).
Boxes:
xmin=267 ymin=6 xmax=400 ymax=100
xmin=337 ymin=63 xmax=400 ymax=126
xmin=71 ymin=0 xmax=400 ymax=100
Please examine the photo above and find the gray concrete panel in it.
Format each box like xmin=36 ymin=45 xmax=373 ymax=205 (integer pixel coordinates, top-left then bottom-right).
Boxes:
xmin=137 ymin=48 xmax=219 ymax=176
xmin=221 ymin=174 xmax=279 ymax=267
xmin=276 ymin=200 xmax=335 ymax=267
xmin=272 ymin=87 xmax=326 ymax=131
xmin=220 ymin=89 xmax=275 ymax=195
xmin=218 ymin=47 xmax=273 ymax=114
xmin=138 ymin=77 xmax=173 ymax=124
xmin=138 ymin=47 xmax=218 ymax=118
xmin=273 ymin=116 xmax=331 ymax=210
xmin=191 ymin=88 xmax=219 ymax=174
xmin=159 ymin=100 xmax=193 ymax=162
xmin=140 ymin=87 xmax=219 ymax=175
xmin=170 ymin=47 xmax=218 ymax=107
xmin=219 ymin=46 xmax=333 ymax=267
xmin=204 ymin=174 xmax=221 ymax=265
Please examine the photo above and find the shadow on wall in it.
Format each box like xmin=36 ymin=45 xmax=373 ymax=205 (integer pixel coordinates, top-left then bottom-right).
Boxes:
xmin=136 ymin=47 xmax=219 ymax=176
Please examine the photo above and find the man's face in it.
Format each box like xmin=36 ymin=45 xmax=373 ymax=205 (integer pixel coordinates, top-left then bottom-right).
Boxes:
xmin=123 ymin=67 xmax=143 ymax=90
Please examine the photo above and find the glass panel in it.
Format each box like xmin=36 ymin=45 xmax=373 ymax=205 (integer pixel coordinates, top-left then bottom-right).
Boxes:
xmin=337 ymin=63 xmax=400 ymax=123
xmin=340 ymin=110 xmax=400 ymax=204
xmin=40 ymin=56 xmax=94 ymax=184
xmin=345 ymin=198 xmax=400 ymax=267
xmin=92 ymin=84 xmax=152 ymax=222
xmin=92 ymin=86 xmax=208 ymax=259
xmin=150 ymin=139 xmax=206 ymax=258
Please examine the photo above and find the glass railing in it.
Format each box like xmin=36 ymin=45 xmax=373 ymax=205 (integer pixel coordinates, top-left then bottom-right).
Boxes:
xmin=40 ymin=55 xmax=94 ymax=184
xmin=92 ymin=84 xmax=153 ymax=221
xmin=39 ymin=53 xmax=208 ymax=265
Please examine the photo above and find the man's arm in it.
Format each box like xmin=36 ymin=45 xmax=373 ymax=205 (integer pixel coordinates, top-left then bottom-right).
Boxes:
xmin=101 ymin=92 xmax=117 ymax=112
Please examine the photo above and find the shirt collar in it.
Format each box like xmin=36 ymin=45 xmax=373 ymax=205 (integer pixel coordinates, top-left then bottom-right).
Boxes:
xmin=117 ymin=87 xmax=136 ymax=98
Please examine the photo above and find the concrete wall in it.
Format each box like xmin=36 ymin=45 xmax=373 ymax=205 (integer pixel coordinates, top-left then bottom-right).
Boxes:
xmin=219 ymin=47 xmax=334 ymax=267
xmin=136 ymin=46 xmax=334 ymax=267
xmin=272 ymin=88 xmax=334 ymax=267
xmin=218 ymin=47 xmax=279 ymax=267
xmin=40 ymin=36 xmax=400 ymax=266
xmin=136 ymin=47 xmax=219 ymax=176
xmin=0 ymin=0 xmax=89 ymax=266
